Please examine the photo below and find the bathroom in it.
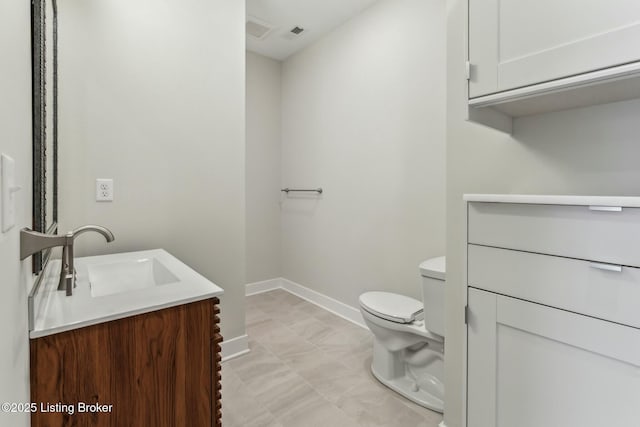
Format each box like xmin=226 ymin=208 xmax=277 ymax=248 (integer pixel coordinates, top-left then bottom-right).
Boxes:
xmin=2 ymin=0 xmax=640 ymax=426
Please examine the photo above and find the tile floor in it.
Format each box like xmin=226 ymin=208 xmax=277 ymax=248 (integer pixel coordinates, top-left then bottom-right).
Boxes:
xmin=221 ymin=289 xmax=443 ymax=427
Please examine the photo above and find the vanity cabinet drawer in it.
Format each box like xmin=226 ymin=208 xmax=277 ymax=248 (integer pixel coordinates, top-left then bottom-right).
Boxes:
xmin=468 ymin=202 xmax=640 ymax=267
xmin=468 ymin=244 xmax=640 ymax=328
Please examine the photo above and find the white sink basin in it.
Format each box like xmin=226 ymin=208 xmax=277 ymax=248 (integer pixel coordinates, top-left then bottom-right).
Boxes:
xmin=29 ymin=249 xmax=224 ymax=338
xmin=89 ymin=257 xmax=179 ymax=297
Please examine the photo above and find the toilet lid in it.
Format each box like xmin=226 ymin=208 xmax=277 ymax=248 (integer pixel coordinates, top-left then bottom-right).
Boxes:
xmin=359 ymin=292 xmax=424 ymax=324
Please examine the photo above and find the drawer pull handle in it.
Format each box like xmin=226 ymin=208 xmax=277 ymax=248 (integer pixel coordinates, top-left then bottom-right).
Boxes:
xmin=588 ymin=206 xmax=622 ymax=212
xmin=589 ymin=262 xmax=622 ymax=272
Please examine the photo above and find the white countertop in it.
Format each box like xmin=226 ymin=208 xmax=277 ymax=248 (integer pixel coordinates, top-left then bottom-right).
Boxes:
xmin=30 ymin=249 xmax=224 ymax=339
xmin=463 ymin=194 xmax=640 ymax=207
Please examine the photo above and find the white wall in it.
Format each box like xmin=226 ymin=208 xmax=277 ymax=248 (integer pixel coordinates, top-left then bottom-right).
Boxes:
xmin=0 ymin=1 xmax=34 ymax=426
xmin=446 ymin=1 xmax=640 ymax=426
xmin=280 ymin=0 xmax=446 ymax=307
xmin=57 ymin=0 xmax=246 ymax=340
xmin=246 ymin=52 xmax=282 ymax=283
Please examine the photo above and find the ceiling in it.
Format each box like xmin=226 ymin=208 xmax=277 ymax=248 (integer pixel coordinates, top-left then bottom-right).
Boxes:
xmin=246 ymin=0 xmax=379 ymax=61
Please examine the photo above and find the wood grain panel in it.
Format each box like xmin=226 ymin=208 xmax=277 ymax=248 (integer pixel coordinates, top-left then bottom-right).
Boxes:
xmin=185 ymin=298 xmax=212 ymax=426
xmin=31 ymin=298 xmax=219 ymax=427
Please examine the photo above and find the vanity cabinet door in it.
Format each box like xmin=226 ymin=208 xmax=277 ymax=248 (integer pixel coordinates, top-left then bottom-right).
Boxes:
xmin=469 ymin=0 xmax=640 ymax=97
xmin=467 ymin=288 xmax=640 ymax=427
xmin=30 ymin=299 xmax=216 ymax=427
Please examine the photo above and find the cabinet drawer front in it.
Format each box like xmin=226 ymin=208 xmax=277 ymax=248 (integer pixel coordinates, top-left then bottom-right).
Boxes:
xmin=469 ymin=244 xmax=640 ymax=328
xmin=468 ymin=202 xmax=640 ymax=267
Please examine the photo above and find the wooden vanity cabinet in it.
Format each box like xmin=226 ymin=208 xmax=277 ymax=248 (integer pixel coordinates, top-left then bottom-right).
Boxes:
xmin=30 ymin=297 xmax=222 ymax=427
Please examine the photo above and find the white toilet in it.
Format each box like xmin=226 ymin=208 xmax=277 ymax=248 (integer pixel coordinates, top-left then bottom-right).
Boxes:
xmin=359 ymin=256 xmax=446 ymax=413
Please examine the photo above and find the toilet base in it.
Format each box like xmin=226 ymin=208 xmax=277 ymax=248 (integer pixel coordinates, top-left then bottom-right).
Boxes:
xmin=371 ymin=364 xmax=444 ymax=413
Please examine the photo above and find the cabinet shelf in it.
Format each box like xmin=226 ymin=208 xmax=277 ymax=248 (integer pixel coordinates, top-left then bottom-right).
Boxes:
xmin=466 ymin=0 xmax=640 ymax=133
xmin=469 ymin=61 xmax=640 ymax=125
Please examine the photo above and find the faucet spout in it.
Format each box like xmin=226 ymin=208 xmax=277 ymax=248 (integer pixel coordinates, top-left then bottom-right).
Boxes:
xmin=70 ymin=225 xmax=115 ymax=243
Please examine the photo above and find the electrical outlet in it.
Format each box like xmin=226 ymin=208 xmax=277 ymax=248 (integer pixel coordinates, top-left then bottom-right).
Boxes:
xmin=96 ymin=179 xmax=114 ymax=202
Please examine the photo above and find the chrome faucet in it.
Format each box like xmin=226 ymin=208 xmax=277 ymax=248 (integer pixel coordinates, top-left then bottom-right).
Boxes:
xmin=20 ymin=225 xmax=115 ymax=296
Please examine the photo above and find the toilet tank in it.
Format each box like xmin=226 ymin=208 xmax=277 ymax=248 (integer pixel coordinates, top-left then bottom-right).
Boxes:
xmin=419 ymin=256 xmax=446 ymax=337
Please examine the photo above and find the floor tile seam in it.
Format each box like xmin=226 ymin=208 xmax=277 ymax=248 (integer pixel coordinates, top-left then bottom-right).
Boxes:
xmin=331 ymin=401 xmax=365 ymax=427
xmin=269 ymin=288 xmax=365 ymax=331
xmin=234 ymin=347 xmax=372 ymax=417
xmin=312 ymin=341 xmax=370 ymax=374
xmin=259 ymin=366 xmax=357 ymax=427
xmin=259 ymin=334 xmax=366 ymax=427
xmin=245 ymin=297 xmax=440 ymax=425
xmin=257 ymin=290 xmax=360 ymax=335
xmin=220 ymin=361 xmax=279 ymax=423
xmin=247 ymin=316 xmax=299 ymax=344
xmin=272 ymin=360 xmax=372 ymax=427
xmin=287 ymin=322 xmax=346 ymax=350
xmin=331 ymin=376 xmax=386 ymax=406
xmin=274 ymin=311 xmax=333 ymax=354
xmin=359 ymin=374 xmax=441 ymax=421
xmin=272 ymin=379 xmax=364 ymax=427
xmin=392 ymin=393 xmax=441 ymax=421
xmin=309 ymin=317 xmax=372 ymax=342
xmin=273 ymin=328 xmax=361 ymax=377
xmin=232 ymin=372 xmax=289 ymax=425
xmin=265 ymin=336 xmax=429 ymax=423
xmin=263 ymin=307 xmax=372 ymax=375
xmin=247 ymin=297 xmax=388 ymax=423
xmin=271 ymin=401 xmax=361 ymax=427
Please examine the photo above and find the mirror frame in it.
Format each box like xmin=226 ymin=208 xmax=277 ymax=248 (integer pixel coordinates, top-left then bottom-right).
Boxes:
xmin=31 ymin=0 xmax=59 ymax=274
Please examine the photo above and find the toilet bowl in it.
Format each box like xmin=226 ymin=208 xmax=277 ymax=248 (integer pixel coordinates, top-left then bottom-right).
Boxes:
xmin=359 ymin=256 xmax=446 ymax=413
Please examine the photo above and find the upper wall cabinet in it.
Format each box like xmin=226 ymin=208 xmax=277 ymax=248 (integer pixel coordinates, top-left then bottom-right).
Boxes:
xmin=467 ymin=0 xmax=640 ymax=132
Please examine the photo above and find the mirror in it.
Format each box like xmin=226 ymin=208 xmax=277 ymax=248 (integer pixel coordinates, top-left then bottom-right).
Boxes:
xmin=31 ymin=0 xmax=59 ymax=273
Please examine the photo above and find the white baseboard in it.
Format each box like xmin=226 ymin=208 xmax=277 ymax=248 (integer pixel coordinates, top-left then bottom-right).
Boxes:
xmin=246 ymin=277 xmax=365 ymax=329
xmin=280 ymin=278 xmax=366 ymax=329
xmin=220 ymin=334 xmax=250 ymax=362
xmin=245 ymin=278 xmax=282 ymax=296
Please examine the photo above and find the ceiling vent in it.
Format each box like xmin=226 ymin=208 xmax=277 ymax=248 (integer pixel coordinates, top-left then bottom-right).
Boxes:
xmin=246 ymin=16 xmax=274 ymax=40
xmin=281 ymin=26 xmax=306 ymax=40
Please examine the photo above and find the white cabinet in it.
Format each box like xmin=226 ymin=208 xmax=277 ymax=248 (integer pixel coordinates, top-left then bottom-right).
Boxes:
xmin=465 ymin=196 xmax=640 ymax=427
xmin=467 ymin=0 xmax=640 ymax=129
xmin=468 ymin=288 xmax=640 ymax=427
xmin=469 ymin=0 xmax=640 ymax=97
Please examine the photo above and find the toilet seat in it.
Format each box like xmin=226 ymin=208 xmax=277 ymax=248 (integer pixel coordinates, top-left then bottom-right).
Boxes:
xmin=358 ymin=257 xmax=446 ymax=413
xmin=359 ymin=291 xmax=424 ymax=324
